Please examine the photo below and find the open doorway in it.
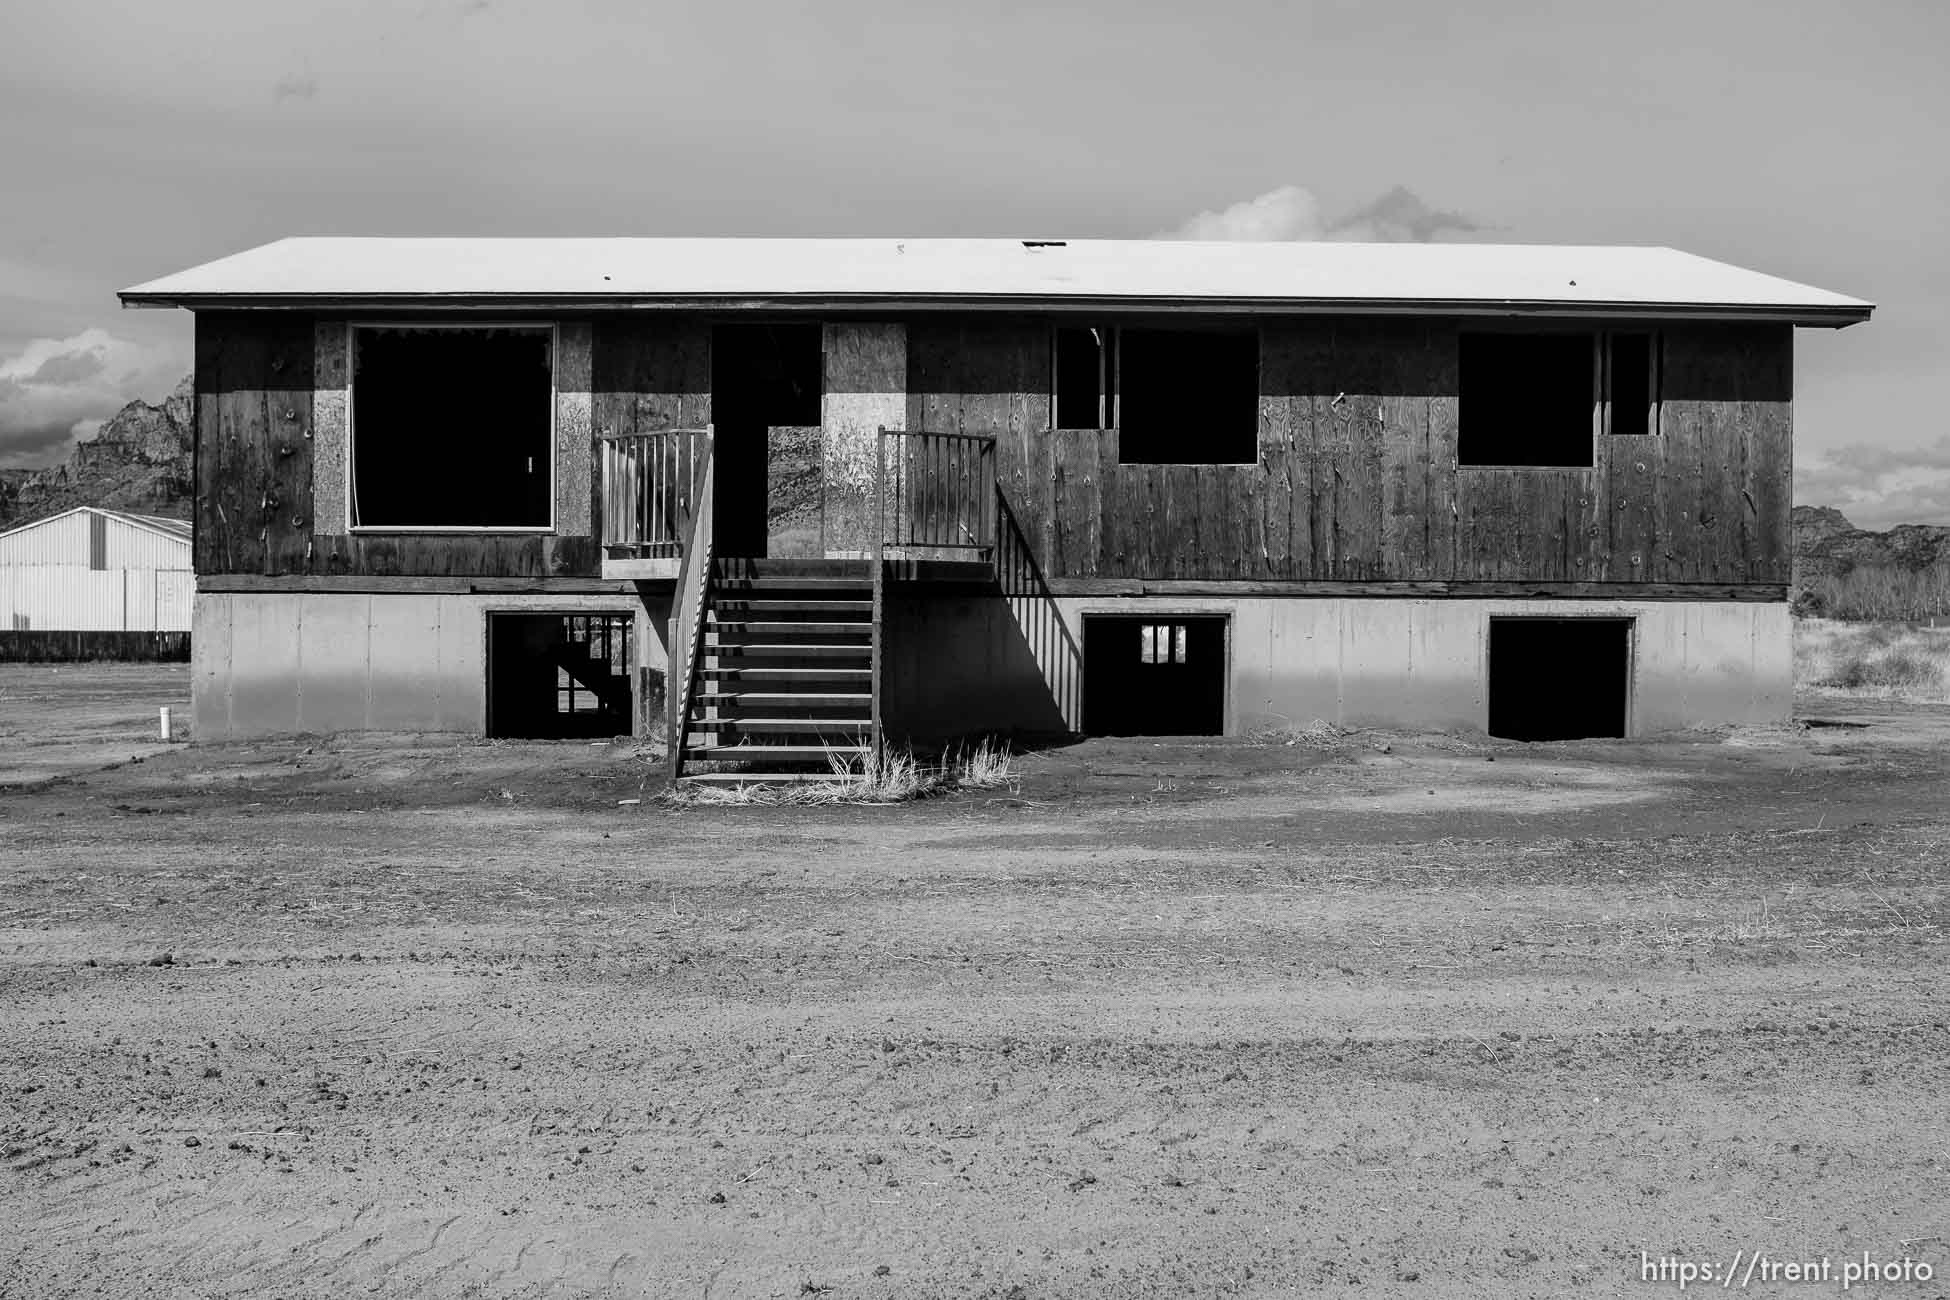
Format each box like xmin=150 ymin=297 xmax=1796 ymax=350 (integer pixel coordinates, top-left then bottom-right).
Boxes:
xmin=487 ymin=613 xmax=635 ymax=739
xmin=1083 ymin=614 xmax=1227 ymax=736
xmin=1487 ymin=617 xmax=1632 ymax=740
xmin=711 ymin=324 xmax=823 ymax=557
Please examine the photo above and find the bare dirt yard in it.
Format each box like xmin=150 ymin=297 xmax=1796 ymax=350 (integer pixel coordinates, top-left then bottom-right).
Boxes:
xmin=3 ymin=662 xmax=1948 ymax=1298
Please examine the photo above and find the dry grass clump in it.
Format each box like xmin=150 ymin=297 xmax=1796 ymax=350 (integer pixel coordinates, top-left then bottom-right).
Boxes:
xmin=1244 ymin=718 xmax=1355 ymax=749
xmin=669 ymin=738 xmax=1017 ymax=806
xmin=1795 ymin=618 xmax=1950 ymax=702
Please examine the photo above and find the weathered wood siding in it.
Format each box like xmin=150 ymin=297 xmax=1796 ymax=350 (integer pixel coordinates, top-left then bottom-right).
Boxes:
xmin=906 ymin=317 xmax=1792 ymax=586
xmin=196 ymin=310 xmax=1789 ymax=586
xmin=194 ymin=315 xmax=711 ymax=577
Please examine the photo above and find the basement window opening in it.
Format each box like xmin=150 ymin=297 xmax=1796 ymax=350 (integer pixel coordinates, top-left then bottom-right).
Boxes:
xmin=350 ymin=325 xmax=555 ymax=530
xmin=1487 ymin=617 xmax=1631 ymax=741
xmin=487 ymin=612 xmax=634 ymax=739
xmin=1116 ymin=328 xmax=1260 ymax=465
xmin=1605 ymin=331 xmax=1660 ymax=437
xmin=1459 ymin=332 xmax=1596 ymax=468
xmin=1140 ymin=622 xmax=1187 ymax=664
xmin=1083 ymin=614 xmax=1226 ymax=736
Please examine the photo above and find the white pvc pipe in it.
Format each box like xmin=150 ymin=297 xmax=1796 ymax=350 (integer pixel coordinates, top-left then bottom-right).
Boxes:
xmin=159 ymin=706 xmax=173 ymax=742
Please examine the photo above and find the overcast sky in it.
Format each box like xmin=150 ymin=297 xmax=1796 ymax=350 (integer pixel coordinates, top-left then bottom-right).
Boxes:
xmin=2 ymin=0 xmax=1944 ymax=525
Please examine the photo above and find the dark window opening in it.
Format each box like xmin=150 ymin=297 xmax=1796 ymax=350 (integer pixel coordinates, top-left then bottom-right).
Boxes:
xmin=487 ymin=613 xmax=635 ymax=739
xmin=714 ymin=324 xmax=824 ymax=557
xmin=1607 ymin=332 xmax=1658 ymax=437
xmin=1053 ymin=326 xmax=1115 ymax=430
xmin=1117 ymin=329 xmax=1259 ymax=465
xmin=351 ymin=326 xmax=554 ymax=528
xmin=1488 ymin=617 xmax=1630 ymax=741
xmin=88 ymin=512 xmax=107 ymax=571
xmin=1084 ymin=614 xmax=1226 ymax=736
xmin=1459 ymin=332 xmax=1595 ymax=467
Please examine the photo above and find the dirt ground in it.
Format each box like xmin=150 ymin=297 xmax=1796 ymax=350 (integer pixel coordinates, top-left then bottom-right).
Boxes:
xmin=2 ymin=663 xmax=1948 ymax=1298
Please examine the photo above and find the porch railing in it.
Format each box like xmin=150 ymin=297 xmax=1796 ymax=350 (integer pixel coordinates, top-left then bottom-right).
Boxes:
xmin=601 ymin=427 xmax=712 ymax=555
xmin=875 ymin=429 xmax=998 ymax=556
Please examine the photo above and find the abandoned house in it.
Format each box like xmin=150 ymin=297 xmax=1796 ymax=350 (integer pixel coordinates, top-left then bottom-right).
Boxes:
xmin=118 ymin=238 xmax=1871 ymax=778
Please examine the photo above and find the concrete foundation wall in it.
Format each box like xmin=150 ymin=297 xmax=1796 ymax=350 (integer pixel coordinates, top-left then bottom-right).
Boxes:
xmin=196 ymin=589 xmax=1787 ymax=743
xmin=192 ymin=592 xmax=666 ymax=741
xmin=885 ymin=594 xmax=1789 ymax=744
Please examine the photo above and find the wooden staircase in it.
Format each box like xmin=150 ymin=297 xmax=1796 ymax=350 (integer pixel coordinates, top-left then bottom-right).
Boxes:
xmin=677 ymin=560 xmax=878 ymax=784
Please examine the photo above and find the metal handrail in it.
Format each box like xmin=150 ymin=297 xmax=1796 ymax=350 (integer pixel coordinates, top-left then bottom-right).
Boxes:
xmin=665 ymin=430 xmax=714 ymax=780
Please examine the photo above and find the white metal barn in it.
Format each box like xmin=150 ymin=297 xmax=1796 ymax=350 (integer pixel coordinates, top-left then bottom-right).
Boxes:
xmin=0 ymin=507 xmax=193 ymax=632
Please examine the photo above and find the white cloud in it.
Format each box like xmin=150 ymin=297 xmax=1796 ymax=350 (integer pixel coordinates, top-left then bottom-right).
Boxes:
xmin=0 ymin=327 xmax=188 ymax=465
xmin=1157 ymin=183 xmax=1483 ymax=242
xmin=1797 ymin=440 xmax=1950 ymax=529
xmin=1160 ymin=185 xmax=1332 ymax=241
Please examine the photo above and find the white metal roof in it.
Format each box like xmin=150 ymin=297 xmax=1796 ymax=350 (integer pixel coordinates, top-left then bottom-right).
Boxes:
xmin=119 ymin=237 xmax=1873 ymax=325
xmin=0 ymin=507 xmax=192 ymax=571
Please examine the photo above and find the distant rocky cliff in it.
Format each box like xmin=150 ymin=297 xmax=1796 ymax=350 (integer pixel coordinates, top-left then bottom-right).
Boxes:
xmin=1792 ymin=504 xmax=1950 ymax=580
xmin=0 ymin=375 xmax=193 ymax=530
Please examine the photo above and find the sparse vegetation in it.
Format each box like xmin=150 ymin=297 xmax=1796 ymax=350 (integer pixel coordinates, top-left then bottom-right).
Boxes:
xmin=669 ymin=737 xmax=1017 ymax=805
xmin=1796 ymin=617 xmax=1950 ymax=701
xmin=1795 ymin=562 xmax=1950 ymax=622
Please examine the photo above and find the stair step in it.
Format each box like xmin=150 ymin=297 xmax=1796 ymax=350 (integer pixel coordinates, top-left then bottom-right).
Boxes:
xmin=708 ymin=621 xmax=871 ymax=637
xmin=682 ymin=744 xmax=871 ymax=761
xmin=694 ymin=692 xmax=872 ymax=706
xmin=700 ymin=667 xmax=872 ymax=683
xmin=681 ymin=772 xmax=854 ymax=785
xmin=715 ymin=578 xmax=872 ymax=592
xmin=712 ymin=599 xmax=873 ymax=614
xmin=703 ymin=644 xmax=870 ymax=660
xmin=691 ymin=717 xmax=870 ymax=735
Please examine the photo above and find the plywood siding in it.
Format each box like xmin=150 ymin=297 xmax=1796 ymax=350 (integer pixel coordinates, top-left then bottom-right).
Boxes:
xmin=906 ymin=317 xmax=1792 ymax=586
xmin=195 ymin=314 xmax=714 ymax=578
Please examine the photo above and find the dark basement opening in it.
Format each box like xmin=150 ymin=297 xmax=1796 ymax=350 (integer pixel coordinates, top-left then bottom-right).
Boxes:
xmin=1083 ymin=614 xmax=1227 ymax=736
xmin=1488 ymin=617 xmax=1632 ymax=741
xmin=487 ymin=613 xmax=635 ymax=739
xmin=351 ymin=326 xmax=554 ymax=528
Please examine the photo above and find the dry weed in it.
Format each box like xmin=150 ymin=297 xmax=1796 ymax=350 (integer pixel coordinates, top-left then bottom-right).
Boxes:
xmin=1795 ymin=618 xmax=1950 ymax=702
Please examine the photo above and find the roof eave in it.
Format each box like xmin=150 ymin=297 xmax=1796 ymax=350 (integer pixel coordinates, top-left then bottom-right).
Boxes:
xmin=117 ymin=290 xmax=1874 ymax=327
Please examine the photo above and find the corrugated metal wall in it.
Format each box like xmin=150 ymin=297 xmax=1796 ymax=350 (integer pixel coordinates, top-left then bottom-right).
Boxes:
xmin=0 ymin=511 xmax=193 ymax=631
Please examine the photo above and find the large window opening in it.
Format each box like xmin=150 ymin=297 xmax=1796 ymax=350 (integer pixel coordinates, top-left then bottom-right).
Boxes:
xmin=1459 ymin=332 xmax=1596 ymax=468
xmin=351 ymin=326 xmax=554 ymax=530
xmin=1083 ymin=614 xmax=1227 ymax=736
xmin=1118 ymin=328 xmax=1259 ymax=465
xmin=1487 ymin=617 xmax=1631 ymax=741
xmin=487 ymin=612 xmax=634 ymax=739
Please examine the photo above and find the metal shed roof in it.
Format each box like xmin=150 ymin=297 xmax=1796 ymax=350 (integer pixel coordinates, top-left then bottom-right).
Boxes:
xmin=119 ymin=237 xmax=1873 ymax=325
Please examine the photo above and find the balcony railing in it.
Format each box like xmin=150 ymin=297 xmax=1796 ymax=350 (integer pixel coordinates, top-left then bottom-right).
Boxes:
xmin=601 ymin=428 xmax=711 ymax=557
xmin=877 ymin=429 xmax=997 ymax=557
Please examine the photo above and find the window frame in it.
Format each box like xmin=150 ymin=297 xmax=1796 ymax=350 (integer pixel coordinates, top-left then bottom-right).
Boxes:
xmin=346 ymin=321 xmax=560 ymax=535
xmin=1601 ymin=329 xmax=1662 ymax=438
xmin=1056 ymin=323 xmax=1261 ymax=466
xmin=1049 ymin=323 xmax=1117 ymax=431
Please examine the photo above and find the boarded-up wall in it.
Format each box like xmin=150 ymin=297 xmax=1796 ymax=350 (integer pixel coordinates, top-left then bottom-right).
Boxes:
xmin=199 ymin=315 xmax=714 ymax=578
xmin=905 ymin=317 xmax=1792 ymax=587
xmin=197 ymin=310 xmax=1790 ymax=586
